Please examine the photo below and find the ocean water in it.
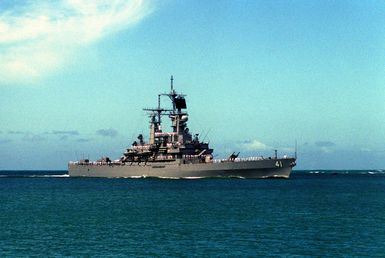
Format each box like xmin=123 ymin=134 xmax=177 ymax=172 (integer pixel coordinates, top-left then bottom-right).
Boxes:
xmin=0 ymin=170 xmax=384 ymax=257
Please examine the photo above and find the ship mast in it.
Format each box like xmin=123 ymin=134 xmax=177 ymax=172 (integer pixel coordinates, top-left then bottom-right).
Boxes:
xmin=143 ymin=76 xmax=188 ymax=144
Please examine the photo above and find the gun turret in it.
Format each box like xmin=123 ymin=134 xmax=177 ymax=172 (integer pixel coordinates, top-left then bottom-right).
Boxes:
xmin=228 ymin=152 xmax=240 ymax=161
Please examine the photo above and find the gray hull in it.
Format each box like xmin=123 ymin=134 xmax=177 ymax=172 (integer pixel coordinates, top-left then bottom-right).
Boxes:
xmin=68 ymin=158 xmax=295 ymax=179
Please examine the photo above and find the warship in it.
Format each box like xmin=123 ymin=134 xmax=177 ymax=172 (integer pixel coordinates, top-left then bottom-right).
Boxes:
xmin=68 ymin=77 xmax=296 ymax=178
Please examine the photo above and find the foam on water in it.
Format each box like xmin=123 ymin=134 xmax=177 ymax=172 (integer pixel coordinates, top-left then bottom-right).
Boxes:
xmin=365 ymin=171 xmax=385 ymax=175
xmin=41 ymin=174 xmax=69 ymax=178
xmin=158 ymin=176 xmax=181 ymax=180
xmin=305 ymin=170 xmax=385 ymax=175
xmin=0 ymin=174 xmax=69 ymax=178
xmin=120 ymin=175 xmax=184 ymax=180
xmin=126 ymin=176 xmax=143 ymax=179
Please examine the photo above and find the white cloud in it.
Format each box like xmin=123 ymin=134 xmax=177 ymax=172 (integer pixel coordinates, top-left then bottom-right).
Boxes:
xmin=96 ymin=128 xmax=118 ymax=137
xmin=238 ymin=140 xmax=295 ymax=156
xmin=240 ymin=139 xmax=271 ymax=151
xmin=279 ymin=147 xmax=295 ymax=153
xmin=0 ymin=0 xmax=152 ymax=84
xmin=314 ymin=141 xmax=336 ymax=153
xmin=22 ymin=133 xmax=45 ymax=142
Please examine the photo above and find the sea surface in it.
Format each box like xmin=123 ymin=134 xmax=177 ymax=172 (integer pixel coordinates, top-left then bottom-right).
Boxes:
xmin=0 ymin=170 xmax=384 ymax=257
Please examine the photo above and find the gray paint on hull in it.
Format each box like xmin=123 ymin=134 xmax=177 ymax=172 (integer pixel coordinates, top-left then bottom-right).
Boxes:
xmin=68 ymin=158 xmax=295 ymax=179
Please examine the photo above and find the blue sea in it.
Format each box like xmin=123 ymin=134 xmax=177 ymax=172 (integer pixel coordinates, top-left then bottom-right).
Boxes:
xmin=1 ymin=170 xmax=384 ymax=257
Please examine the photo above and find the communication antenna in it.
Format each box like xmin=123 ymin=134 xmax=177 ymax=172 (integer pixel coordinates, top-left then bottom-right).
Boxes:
xmin=295 ymin=140 xmax=297 ymax=159
xmin=202 ymin=128 xmax=211 ymax=142
xmin=157 ymin=94 xmax=161 ymax=124
xmin=170 ymin=75 xmax=174 ymax=92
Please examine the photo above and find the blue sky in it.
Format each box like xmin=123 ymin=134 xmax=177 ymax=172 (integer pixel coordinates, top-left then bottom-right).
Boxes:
xmin=1 ymin=0 xmax=385 ymax=170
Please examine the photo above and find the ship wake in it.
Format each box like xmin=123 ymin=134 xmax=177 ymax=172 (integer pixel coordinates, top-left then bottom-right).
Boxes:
xmin=0 ymin=174 xmax=69 ymax=178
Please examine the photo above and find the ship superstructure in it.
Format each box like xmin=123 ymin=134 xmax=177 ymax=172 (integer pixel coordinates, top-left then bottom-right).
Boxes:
xmin=68 ymin=77 xmax=296 ymax=178
xmin=121 ymin=76 xmax=213 ymax=166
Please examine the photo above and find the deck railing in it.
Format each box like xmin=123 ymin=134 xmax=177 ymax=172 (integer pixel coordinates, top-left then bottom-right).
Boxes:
xmin=213 ymin=155 xmax=291 ymax=163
